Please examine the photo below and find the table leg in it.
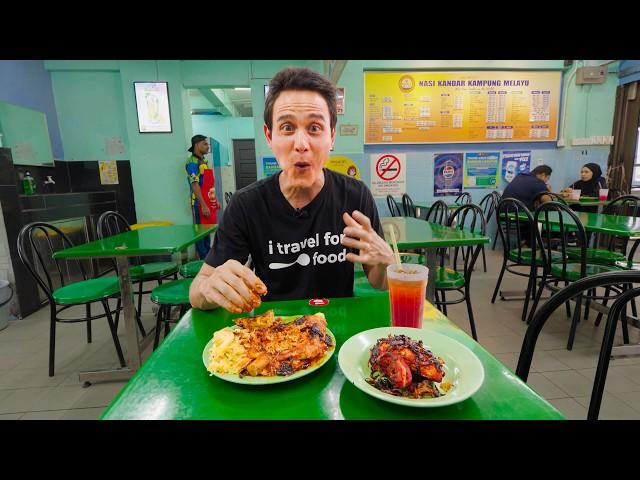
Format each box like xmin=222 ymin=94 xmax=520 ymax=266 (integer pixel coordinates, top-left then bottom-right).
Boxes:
xmin=425 ymin=247 xmax=436 ymax=303
xmin=78 ymin=256 xmax=139 ymax=385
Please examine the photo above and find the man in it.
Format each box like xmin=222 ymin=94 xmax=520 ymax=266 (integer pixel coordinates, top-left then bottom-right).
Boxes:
xmin=185 ymin=134 xmax=219 ymax=259
xmin=502 ymin=165 xmax=553 ymax=210
xmin=189 ymin=67 xmax=394 ymax=313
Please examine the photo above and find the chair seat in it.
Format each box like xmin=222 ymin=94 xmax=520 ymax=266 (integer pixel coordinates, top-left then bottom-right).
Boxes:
xmin=130 ymin=261 xmax=178 ymax=280
xmin=151 ymin=278 xmax=194 ymax=305
xmin=508 ymin=248 xmax=564 ymax=265
xmin=550 ymin=262 xmax=622 ymax=281
xmin=53 ymin=276 xmax=120 ymax=305
xmin=566 ymin=247 xmax=626 ymax=265
xmin=435 ymin=267 xmax=465 ymax=289
xmin=179 ymin=260 xmax=204 ymax=278
xmin=615 ymin=260 xmax=640 ymax=271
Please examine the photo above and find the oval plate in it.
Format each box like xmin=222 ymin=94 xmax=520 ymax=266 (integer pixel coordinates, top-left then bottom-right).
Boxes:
xmin=338 ymin=327 xmax=484 ymax=407
xmin=203 ymin=315 xmax=336 ymax=385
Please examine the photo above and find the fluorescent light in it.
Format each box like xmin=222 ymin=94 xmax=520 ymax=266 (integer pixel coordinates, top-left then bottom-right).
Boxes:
xmin=234 ymin=87 xmax=251 ymax=91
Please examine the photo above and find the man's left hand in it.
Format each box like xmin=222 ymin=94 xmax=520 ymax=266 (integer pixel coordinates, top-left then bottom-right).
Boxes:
xmin=341 ymin=210 xmax=394 ymax=266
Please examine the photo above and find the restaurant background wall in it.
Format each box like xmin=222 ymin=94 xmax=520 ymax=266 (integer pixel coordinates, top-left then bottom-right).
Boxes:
xmin=0 ymin=60 xmax=64 ymax=159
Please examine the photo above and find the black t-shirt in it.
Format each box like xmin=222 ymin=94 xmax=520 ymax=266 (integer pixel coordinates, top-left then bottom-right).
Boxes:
xmin=205 ymin=168 xmax=384 ymax=301
xmin=502 ymin=172 xmax=548 ymax=210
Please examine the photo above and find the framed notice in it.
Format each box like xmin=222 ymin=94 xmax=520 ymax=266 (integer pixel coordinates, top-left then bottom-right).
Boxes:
xmin=134 ymin=82 xmax=172 ymax=133
xmin=364 ymin=70 xmax=562 ymax=144
xmin=336 ymin=87 xmax=345 ymax=114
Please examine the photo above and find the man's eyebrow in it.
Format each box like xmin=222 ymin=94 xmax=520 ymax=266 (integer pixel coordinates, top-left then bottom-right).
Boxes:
xmin=275 ymin=112 xmax=327 ymax=123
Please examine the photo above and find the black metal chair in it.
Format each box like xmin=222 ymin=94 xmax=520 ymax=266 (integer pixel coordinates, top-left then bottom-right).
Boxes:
xmin=434 ymin=204 xmax=486 ymax=341
xmin=516 ymin=270 xmax=640 ymax=420
xmin=490 ymin=191 xmax=502 ymax=250
xmin=491 ymin=198 xmax=549 ymax=322
xmin=425 ymin=200 xmax=449 ymax=225
xmin=401 ymin=193 xmax=417 ymax=218
xmin=527 ymin=202 xmax=624 ymax=349
xmin=478 ymin=193 xmax=498 ymax=272
xmin=224 ymin=191 xmax=233 ymax=205
xmin=455 ymin=192 xmax=472 ymax=205
xmin=97 ymin=211 xmax=179 ymax=335
xmin=17 ymin=222 xmax=125 ymax=376
xmin=532 ymin=191 xmax=567 ymax=208
xmin=386 ymin=195 xmax=402 ymax=217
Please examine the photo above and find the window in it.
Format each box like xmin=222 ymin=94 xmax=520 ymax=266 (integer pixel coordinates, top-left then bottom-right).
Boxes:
xmin=632 ymin=127 xmax=640 ymax=187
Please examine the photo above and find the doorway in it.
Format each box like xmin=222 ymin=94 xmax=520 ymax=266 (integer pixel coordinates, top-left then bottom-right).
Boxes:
xmin=233 ymin=139 xmax=257 ymax=191
xmin=609 ymin=81 xmax=640 ymax=193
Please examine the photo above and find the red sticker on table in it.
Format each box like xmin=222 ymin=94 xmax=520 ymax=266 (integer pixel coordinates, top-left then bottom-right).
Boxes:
xmin=309 ymin=298 xmax=329 ymax=306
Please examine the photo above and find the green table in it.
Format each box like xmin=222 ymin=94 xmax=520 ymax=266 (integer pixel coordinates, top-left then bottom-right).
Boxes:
xmin=53 ymin=224 xmax=216 ymax=385
xmin=101 ymin=296 xmax=564 ymax=419
xmin=381 ymin=217 xmax=489 ymax=302
xmin=519 ymin=211 xmax=640 ymax=237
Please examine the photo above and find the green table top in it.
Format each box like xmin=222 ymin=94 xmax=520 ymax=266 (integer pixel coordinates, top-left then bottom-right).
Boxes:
xmin=518 ymin=211 xmax=640 ymax=237
xmin=565 ymin=197 xmax=609 ymax=206
xmin=101 ymin=296 xmax=564 ymax=420
xmin=52 ymin=224 xmax=217 ymax=259
xmin=381 ymin=216 xmax=489 ymax=249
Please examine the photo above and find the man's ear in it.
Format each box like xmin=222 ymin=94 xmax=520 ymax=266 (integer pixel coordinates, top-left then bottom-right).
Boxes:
xmin=264 ymin=124 xmax=273 ymax=148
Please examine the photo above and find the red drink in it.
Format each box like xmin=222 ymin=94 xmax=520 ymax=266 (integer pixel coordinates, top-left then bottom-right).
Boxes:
xmin=387 ymin=264 xmax=428 ymax=328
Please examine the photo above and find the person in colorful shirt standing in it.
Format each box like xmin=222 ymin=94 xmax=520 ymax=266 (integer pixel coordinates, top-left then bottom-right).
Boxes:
xmin=185 ymin=134 xmax=219 ymax=259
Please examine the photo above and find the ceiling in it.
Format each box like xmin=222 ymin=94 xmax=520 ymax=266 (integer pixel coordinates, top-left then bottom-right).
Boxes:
xmin=188 ymin=88 xmax=253 ymax=117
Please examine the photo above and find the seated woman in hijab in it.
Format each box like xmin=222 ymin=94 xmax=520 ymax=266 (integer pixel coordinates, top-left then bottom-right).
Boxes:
xmin=561 ymin=163 xmax=607 ymax=213
xmin=562 ymin=163 xmax=607 ymax=198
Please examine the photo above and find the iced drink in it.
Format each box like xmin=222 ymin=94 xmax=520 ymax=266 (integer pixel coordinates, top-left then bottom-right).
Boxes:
xmin=599 ymin=188 xmax=609 ymax=201
xmin=387 ymin=263 xmax=429 ymax=328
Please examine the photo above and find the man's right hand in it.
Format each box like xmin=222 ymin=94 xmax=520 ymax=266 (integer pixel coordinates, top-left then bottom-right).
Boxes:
xmin=191 ymin=259 xmax=267 ymax=313
xmin=201 ymin=205 xmax=211 ymax=217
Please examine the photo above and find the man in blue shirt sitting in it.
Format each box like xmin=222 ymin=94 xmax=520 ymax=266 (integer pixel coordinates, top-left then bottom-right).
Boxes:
xmin=502 ymin=165 xmax=553 ymax=210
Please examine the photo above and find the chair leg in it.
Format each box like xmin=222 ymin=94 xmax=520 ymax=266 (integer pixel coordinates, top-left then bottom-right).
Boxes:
xmin=564 ymin=281 xmax=572 ymax=317
xmin=441 ymin=290 xmax=448 ymax=316
xmin=522 ymin=268 xmax=536 ymax=323
xmin=527 ymin=276 xmax=547 ymax=325
xmin=481 ymin=245 xmax=487 ymax=273
xmin=137 ymin=279 xmax=144 ymax=319
xmin=464 ymin=289 xmax=478 ymax=341
xmin=49 ymin=306 xmax=57 ymax=377
xmin=153 ymin=304 xmax=164 ymax=350
xmin=622 ymin=299 xmax=630 ymax=345
xmin=632 ymin=298 xmax=638 ymax=318
xmin=567 ymin=295 xmax=582 ymax=351
xmin=491 ymin=260 xmax=507 ymax=303
xmin=164 ymin=306 xmax=172 ymax=339
xmin=179 ymin=305 xmax=187 ymax=317
xmin=135 ymin=306 xmax=147 ymax=338
xmin=86 ymin=303 xmax=92 ymax=344
xmin=101 ymin=300 xmax=126 ymax=367
xmin=583 ymin=289 xmax=593 ymax=321
xmin=594 ymin=286 xmax=611 ymax=326
xmin=114 ymin=297 xmax=121 ymax=331
xmin=491 ymin=230 xmax=499 ymax=250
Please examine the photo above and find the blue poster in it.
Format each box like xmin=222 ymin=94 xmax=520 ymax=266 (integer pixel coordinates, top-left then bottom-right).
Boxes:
xmin=434 ymin=153 xmax=463 ymax=197
xmin=501 ymin=151 xmax=531 ymax=186
xmin=262 ymin=157 xmax=280 ymax=177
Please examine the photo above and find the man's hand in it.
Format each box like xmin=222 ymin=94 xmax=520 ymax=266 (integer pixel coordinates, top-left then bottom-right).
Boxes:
xmin=341 ymin=210 xmax=394 ymax=266
xmin=192 ymin=259 xmax=267 ymax=313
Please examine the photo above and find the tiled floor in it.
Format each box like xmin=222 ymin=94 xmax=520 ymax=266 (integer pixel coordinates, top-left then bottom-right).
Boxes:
xmin=2 ymin=249 xmax=640 ymax=420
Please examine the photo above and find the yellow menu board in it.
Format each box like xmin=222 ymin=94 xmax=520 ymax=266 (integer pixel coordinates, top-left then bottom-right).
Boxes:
xmin=364 ymin=71 xmax=562 ymax=144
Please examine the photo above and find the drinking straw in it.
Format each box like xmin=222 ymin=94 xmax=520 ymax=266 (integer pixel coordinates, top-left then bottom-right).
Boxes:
xmin=386 ymin=224 xmax=403 ymax=269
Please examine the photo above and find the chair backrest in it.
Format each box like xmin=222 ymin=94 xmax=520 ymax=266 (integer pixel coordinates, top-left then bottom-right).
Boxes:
xmin=224 ymin=192 xmax=233 ymax=205
xmin=425 ymin=200 xmax=449 ymax=225
xmin=386 ymin=195 xmax=402 ymax=217
xmin=97 ymin=210 xmax=131 ymax=240
xmin=495 ymin=198 xmax=535 ymax=263
xmin=532 ymin=191 xmax=567 ymax=208
xmin=17 ymin=222 xmax=90 ymax=303
xmin=447 ymin=204 xmax=486 ymax=279
xmin=603 ymin=194 xmax=640 ymax=217
xmin=479 ymin=192 xmax=498 ymax=225
xmin=455 ymin=192 xmax=472 ymax=205
xmin=401 ymin=193 xmax=416 ymax=218
xmin=532 ymin=201 xmax=588 ymax=279
xmin=516 ymin=270 xmax=640 ymax=419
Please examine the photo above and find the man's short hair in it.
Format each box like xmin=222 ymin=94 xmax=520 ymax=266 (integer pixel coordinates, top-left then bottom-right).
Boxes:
xmin=264 ymin=67 xmax=337 ymax=132
xmin=532 ymin=165 xmax=552 ymax=176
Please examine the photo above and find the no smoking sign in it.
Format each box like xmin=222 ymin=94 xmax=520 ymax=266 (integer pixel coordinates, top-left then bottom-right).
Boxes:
xmin=370 ymin=153 xmax=406 ymax=197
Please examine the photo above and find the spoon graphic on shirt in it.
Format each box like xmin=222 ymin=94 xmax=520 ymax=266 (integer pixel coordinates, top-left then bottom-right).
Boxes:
xmin=269 ymin=253 xmax=311 ymax=270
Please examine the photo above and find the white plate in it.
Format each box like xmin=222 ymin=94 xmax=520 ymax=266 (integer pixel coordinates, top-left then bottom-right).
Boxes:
xmin=338 ymin=327 xmax=484 ymax=407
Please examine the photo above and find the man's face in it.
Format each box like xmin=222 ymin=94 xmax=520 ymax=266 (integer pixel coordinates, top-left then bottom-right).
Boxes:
xmin=536 ymin=173 xmax=550 ymax=183
xmin=264 ymin=90 xmax=335 ymax=189
xmin=195 ymin=140 xmax=210 ymax=156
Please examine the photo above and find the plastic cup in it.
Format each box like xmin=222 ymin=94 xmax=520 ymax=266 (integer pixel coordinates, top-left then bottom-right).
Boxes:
xmin=570 ymin=189 xmax=581 ymax=200
xmin=599 ymin=188 xmax=609 ymax=201
xmin=387 ymin=263 xmax=429 ymax=328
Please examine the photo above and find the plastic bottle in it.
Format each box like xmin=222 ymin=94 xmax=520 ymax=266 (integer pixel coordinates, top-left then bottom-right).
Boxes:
xmin=22 ymin=171 xmax=35 ymax=195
